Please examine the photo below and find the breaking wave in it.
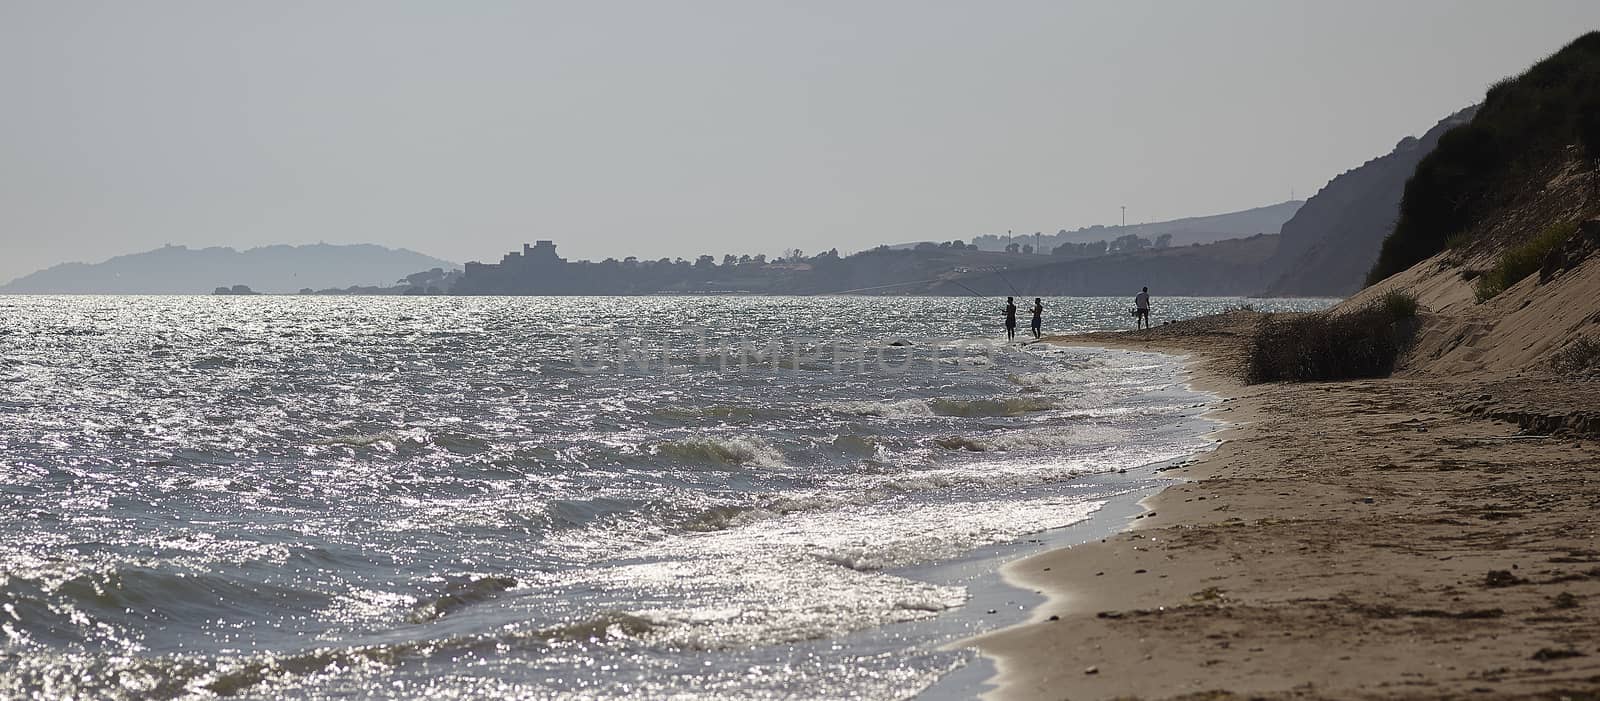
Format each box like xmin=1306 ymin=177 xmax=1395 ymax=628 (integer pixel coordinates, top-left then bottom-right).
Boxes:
xmin=652 ymin=436 xmax=787 ymax=467
xmin=0 ymin=610 xmax=667 ymax=700
xmin=835 ymin=396 xmax=1056 ymax=418
xmin=933 ymin=425 xmax=1128 ymax=452
xmin=832 ymin=399 xmax=936 ymax=418
xmin=928 ymin=396 xmax=1057 ymax=417
xmin=407 ymin=575 xmax=518 ymax=624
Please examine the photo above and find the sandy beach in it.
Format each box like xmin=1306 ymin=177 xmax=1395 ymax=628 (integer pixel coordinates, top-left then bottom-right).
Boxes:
xmin=972 ymin=313 xmax=1600 ymax=699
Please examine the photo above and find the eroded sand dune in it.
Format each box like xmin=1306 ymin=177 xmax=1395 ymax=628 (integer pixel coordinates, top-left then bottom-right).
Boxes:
xmin=972 ymin=201 xmax=1600 ymax=698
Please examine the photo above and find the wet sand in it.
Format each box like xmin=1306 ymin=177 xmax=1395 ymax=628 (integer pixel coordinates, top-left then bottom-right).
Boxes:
xmin=972 ymin=313 xmax=1600 ymax=699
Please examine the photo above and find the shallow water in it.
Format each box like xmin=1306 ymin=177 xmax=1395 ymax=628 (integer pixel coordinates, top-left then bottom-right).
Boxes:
xmin=0 ymin=295 xmax=1333 ymax=699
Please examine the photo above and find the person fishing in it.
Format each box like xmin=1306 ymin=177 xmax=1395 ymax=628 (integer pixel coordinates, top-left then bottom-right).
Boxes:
xmin=1134 ymin=286 xmax=1151 ymax=329
xmin=1004 ymin=296 xmax=1017 ymax=340
xmin=1030 ymin=297 xmax=1044 ymax=339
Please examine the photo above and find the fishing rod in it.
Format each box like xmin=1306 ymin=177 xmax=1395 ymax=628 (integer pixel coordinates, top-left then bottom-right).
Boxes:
xmin=949 ymin=279 xmax=988 ymax=299
xmin=834 ymin=275 xmax=991 ymax=300
xmin=828 ymin=277 xmax=945 ymax=295
xmin=997 ymin=270 xmax=1022 ymax=298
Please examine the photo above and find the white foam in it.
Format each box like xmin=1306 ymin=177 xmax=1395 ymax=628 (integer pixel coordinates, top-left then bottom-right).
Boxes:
xmin=551 ymin=496 xmax=1105 ymax=651
xmin=933 ymin=425 xmax=1128 ymax=453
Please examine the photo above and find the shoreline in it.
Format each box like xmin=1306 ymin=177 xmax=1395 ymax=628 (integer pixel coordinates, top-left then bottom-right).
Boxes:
xmin=967 ymin=318 xmax=1600 ymax=699
xmin=910 ymin=346 xmax=1226 ymax=700
xmin=915 ymin=441 xmax=1222 ymax=700
xmin=912 ymin=464 xmax=1177 ymax=701
xmin=957 ymin=335 xmax=1244 ymax=699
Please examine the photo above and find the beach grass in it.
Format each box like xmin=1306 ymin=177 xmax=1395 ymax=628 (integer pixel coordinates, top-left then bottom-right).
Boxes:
xmin=1246 ymin=291 xmax=1418 ymax=383
xmin=1550 ymin=335 xmax=1600 ymax=376
xmin=1473 ymin=221 xmax=1578 ymax=302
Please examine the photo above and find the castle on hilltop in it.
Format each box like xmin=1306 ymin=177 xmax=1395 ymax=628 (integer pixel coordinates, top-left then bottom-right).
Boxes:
xmin=456 ymin=240 xmax=582 ymax=294
xmin=463 ymin=240 xmax=564 ymax=277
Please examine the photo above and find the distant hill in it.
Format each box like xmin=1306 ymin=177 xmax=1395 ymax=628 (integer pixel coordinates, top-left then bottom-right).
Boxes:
xmin=1262 ymin=106 xmax=1477 ymax=297
xmin=0 ymin=243 xmax=458 ymax=294
xmin=962 ymin=200 xmax=1303 ymax=253
xmin=927 ymin=234 xmax=1282 ymax=297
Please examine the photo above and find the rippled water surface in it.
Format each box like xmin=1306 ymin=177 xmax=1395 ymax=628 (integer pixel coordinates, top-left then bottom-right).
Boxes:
xmin=0 ymin=295 xmax=1333 ymax=699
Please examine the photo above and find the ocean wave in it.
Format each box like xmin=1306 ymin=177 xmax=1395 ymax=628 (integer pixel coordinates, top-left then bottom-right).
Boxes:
xmin=813 ymin=548 xmax=887 ymax=572
xmin=307 ymin=427 xmax=501 ymax=457
xmin=429 ymin=431 xmax=491 ymax=454
xmin=679 ymin=442 xmax=1138 ymax=533
xmin=0 ymin=651 xmax=208 ymax=700
xmin=932 ymin=425 xmax=1128 ymax=453
xmin=862 ymin=454 xmax=1159 ymax=495
xmin=798 ymin=498 xmax=1110 ymax=575
xmin=834 ymin=395 xmax=1056 ymax=418
xmin=533 ymin=610 xmax=660 ymax=643
xmin=407 ymin=575 xmax=517 ymax=624
xmin=543 ymin=496 xmax=647 ymax=530
xmin=0 ymin=560 xmax=330 ymax=649
xmin=649 ymin=404 xmax=785 ymax=424
xmin=932 ymin=436 xmax=985 ymax=452
xmin=652 ymin=436 xmax=786 ymax=467
xmin=927 ymin=396 xmax=1056 ymax=417
xmin=676 ymin=495 xmax=851 ymax=532
xmin=682 ymin=347 xmax=854 ymax=372
xmin=587 ymin=497 xmax=1109 ymax=653
xmin=828 ymin=433 xmax=882 ymax=456
xmin=619 ymin=564 xmax=966 ymax=651
xmin=680 ymin=505 xmax=771 ymax=532
xmin=832 ymin=399 xmax=935 ymax=418
xmin=677 ymin=490 xmax=902 ymax=533
xmin=211 ymin=610 xmax=661 ymax=691
xmin=311 ymin=429 xmax=429 ymax=448
xmin=0 ymin=608 xmax=667 ymax=700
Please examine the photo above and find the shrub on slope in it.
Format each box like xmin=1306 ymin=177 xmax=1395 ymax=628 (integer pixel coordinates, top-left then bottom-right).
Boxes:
xmin=1472 ymin=222 xmax=1578 ymax=301
xmin=1247 ymin=292 xmax=1419 ymax=383
xmin=1368 ymin=32 xmax=1600 ymax=284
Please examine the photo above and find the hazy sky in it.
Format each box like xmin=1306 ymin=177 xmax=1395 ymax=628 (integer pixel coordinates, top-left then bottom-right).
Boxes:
xmin=2 ymin=1 xmax=1597 ymax=282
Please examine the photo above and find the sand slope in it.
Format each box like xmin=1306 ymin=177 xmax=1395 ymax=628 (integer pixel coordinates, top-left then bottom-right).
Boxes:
xmin=970 ymin=315 xmax=1600 ymax=699
xmin=1351 ymin=159 xmax=1600 ymax=379
xmin=968 ymin=148 xmax=1600 ymax=697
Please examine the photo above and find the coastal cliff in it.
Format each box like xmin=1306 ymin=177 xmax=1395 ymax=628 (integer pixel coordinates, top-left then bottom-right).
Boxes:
xmin=1356 ymin=30 xmax=1600 ymax=376
xmin=1262 ymin=106 xmax=1477 ymax=297
xmin=973 ymin=32 xmax=1600 ymax=700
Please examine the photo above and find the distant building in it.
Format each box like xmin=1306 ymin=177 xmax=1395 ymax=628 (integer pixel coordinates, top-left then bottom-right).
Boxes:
xmin=457 ymin=241 xmax=579 ymax=294
xmin=523 ymin=240 xmax=563 ymax=265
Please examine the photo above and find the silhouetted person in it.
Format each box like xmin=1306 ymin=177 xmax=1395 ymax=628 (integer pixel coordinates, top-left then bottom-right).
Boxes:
xmin=1030 ymin=298 xmax=1044 ymax=339
xmin=1004 ymin=297 xmax=1017 ymax=340
xmin=1134 ymin=287 xmax=1151 ymax=330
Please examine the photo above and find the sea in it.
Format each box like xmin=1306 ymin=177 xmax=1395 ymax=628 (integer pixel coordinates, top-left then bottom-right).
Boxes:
xmin=0 ymin=295 xmax=1334 ymax=700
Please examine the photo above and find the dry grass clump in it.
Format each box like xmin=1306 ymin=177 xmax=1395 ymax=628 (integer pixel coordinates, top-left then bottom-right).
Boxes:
xmin=1550 ymin=336 xmax=1600 ymax=378
xmin=1247 ymin=291 xmax=1419 ymax=383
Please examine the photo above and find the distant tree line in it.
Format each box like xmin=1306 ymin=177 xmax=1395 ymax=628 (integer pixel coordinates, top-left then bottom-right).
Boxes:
xmin=1051 ymin=233 xmax=1171 ymax=257
xmin=450 ymin=242 xmax=1030 ymax=296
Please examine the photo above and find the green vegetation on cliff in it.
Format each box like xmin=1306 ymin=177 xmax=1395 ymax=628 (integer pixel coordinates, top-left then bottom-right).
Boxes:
xmin=1471 ymin=221 xmax=1579 ymax=301
xmin=1368 ymin=31 xmax=1600 ymax=284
